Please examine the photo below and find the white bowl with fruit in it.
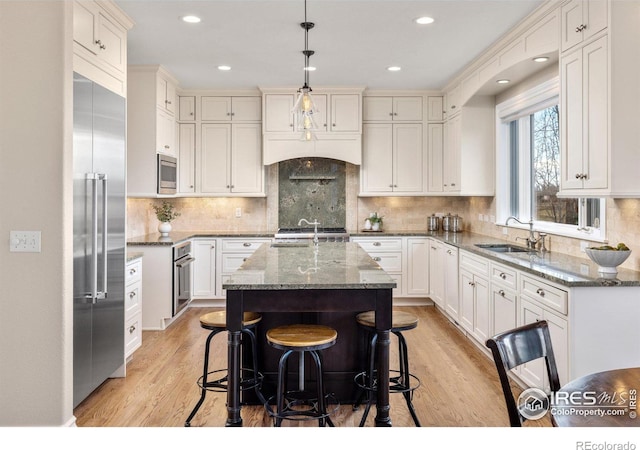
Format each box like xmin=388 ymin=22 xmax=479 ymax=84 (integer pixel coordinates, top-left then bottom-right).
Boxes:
xmin=585 ymin=243 xmax=631 ymax=274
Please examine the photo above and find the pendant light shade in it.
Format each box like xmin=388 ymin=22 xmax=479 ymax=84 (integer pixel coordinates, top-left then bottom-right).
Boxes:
xmin=293 ymin=1 xmax=318 ymax=141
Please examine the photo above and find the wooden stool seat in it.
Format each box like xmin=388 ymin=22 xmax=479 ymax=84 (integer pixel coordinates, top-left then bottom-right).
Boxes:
xmin=356 ymin=310 xmax=418 ymax=331
xmin=266 ymin=324 xmax=337 ymax=348
xmin=199 ymin=311 xmax=262 ymax=329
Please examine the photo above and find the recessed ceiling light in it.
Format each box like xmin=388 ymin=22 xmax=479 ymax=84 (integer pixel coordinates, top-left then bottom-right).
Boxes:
xmin=304 ymin=66 xmax=316 ymax=71
xmin=496 ymin=79 xmax=510 ymax=84
xmin=182 ymin=15 xmax=201 ymax=24
xmin=387 ymin=66 xmax=402 ymax=72
xmin=217 ymin=65 xmax=231 ymax=71
xmin=533 ymin=56 xmax=549 ymax=63
xmin=415 ymin=16 xmax=435 ymax=25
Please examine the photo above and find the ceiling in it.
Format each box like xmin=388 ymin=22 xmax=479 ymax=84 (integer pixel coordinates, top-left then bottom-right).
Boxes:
xmin=116 ymin=0 xmax=546 ymax=91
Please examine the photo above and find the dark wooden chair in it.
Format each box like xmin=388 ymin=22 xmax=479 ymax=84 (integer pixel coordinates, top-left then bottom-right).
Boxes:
xmin=485 ymin=320 xmax=560 ymax=427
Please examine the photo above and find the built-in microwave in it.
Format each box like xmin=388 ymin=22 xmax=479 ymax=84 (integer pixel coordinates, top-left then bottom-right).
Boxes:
xmin=157 ymin=154 xmax=177 ymax=195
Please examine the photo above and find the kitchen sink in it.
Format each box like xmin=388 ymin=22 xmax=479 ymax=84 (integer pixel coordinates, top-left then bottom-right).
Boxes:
xmin=475 ymin=243 xmax=530 ymax=253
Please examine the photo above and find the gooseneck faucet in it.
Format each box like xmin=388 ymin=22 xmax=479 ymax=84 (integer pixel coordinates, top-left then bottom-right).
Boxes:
xmin=298 ymin=218 xmax=320 ymax=246
xmin=505 ymin=216 xmax=544 ymax=251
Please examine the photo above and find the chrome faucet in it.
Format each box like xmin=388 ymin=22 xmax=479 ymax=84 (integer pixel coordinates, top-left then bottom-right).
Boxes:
xmin=505 ymin=216 xmax=543 ymax=251
xmin=298 ymin=218 xmax=320 ymax=246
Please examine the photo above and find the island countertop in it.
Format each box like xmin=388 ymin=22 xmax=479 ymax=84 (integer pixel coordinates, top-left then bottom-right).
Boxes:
xmin=223 ymin=241 xmax=396 ymax=290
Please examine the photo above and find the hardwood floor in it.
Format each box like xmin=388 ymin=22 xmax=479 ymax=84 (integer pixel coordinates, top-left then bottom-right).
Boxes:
xmin=73 ymin=305 xmax=552 ymax=428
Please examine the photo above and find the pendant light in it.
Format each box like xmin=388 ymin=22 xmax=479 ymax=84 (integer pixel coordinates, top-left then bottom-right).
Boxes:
xmin=292 ymin=0 xmax=318 ymax=141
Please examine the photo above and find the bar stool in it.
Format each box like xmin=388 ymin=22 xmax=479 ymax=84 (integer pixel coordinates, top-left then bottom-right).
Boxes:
xmin=184 ymin=310 xmax=265 ymax=427
xmin=353 ymin=309 xmax=421 ymax=427
xmin=265 ymin=324 xmax=338 ymax=427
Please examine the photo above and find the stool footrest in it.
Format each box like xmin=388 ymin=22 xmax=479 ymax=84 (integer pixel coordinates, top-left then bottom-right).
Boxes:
xmin=265 ymin=392 xmax=339 ymax=422
xmin=197 ymin=368 xmax=264 ymax=393
xmin=354 ymin=369 xmax=421 ymax=394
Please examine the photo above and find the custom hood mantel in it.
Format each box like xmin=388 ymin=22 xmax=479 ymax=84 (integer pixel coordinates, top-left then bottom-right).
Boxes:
xmin=263 ymin=134 xmax=361 ymax=165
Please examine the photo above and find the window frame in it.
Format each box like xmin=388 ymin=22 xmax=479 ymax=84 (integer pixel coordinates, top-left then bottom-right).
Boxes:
xmin=495 ymin=77 xmax=606 ymax=241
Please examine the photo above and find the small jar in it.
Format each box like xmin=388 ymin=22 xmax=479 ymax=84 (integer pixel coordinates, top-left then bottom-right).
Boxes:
xmin=364 ymin=218 xmax=372 ymax=230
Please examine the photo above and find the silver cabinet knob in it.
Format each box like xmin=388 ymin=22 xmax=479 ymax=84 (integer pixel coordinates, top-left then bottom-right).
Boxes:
xmin=373 ymin=257 xmax=381 ymax=262
xmin=498 ymin=289 xmax=505 ymax=297
xmin=129 ymin=325 xmax=136 ymax=334
xmin=536 ymin=288 xmax=545 ymax=297
xmin=373 ymin=242 xmax=381 ymax=246
xmin=243 ymin=242 xmax=251 ymax=247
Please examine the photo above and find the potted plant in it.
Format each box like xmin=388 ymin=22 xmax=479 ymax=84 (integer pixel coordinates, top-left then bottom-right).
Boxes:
xmin=369 ymin=212 xmax=384 ymax=231
xmin=153 ymin=200 xmax=180 ymax=236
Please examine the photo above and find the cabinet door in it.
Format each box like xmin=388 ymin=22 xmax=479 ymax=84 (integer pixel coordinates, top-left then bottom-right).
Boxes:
xmin=544 ymin=310 xmax=568 ymax=386
xmin=157 ymin=109 xmax=175 ymax=155
xmin=583 ymin=0 xmax=608 ymax=42
xmin=231 ymin=123 xmax=263 ymax=194
xmin=179 ymin=96 xmax=196 ymax=121
xmin=492 ymin=287 xmax=517 ymax=336
xmin=561 ymin=48 xmax=584 ymax=190
xmin=73 ymin=0 xmax=99 ymax=55
xmin=446 ymin=84 xmax=461 ymax=117
xmin=427 ymin=96 xmax=444 ymax=122
xmin=201 ymin=96 xmax=232 ymax=121
xmin=96 ymin=10 xmax=126 ymax=74
xmin=363 ymin=97 xmax=393 ymax=121
xmin=459 ymin=268 xmax=475 ymax=333
xmin=178 ymin=123 xmax=195 ymax=193
xmin=156 ymin=77 xmax=175 ymax=114
xmin=519 ymin=298 xmax=545 ymax=390
xmin=394 ymin=123 xmax=423 ymax=192
xmin=428 ymin=240 xmax=444 ymax=307
xmin=561 ymin=0 xmax=585 ymax=52
xmin=264 ymin=94 xmax=295 ymax=132
xmin=428 ymin=123 xmax=444 ymax=192
xmin=361 ymin=123 xmax=393 ymax=193
xmin=330 ymin=94 xmax=360 ymax=132
xmin=192 ymin=240 xmax=216 ymax=298
xmin=406 ymin=238 xmax=429 ymax=297
xmin=312 ymin=94 xmax=328 ymax=132
xmin=443 ymin=245 xmax=459 ymax=318
xmin=200 ymin=124 xmax=231 ymax=193
xmin=393 ymin=97 xmax=423 ymax=121
xmin=231 ymin=97 xmax=262 ymax=122
xmin=443 ymin=115 xmax=461 ymax=191
xmin=473 ymin=275 xmax=490 ymax=343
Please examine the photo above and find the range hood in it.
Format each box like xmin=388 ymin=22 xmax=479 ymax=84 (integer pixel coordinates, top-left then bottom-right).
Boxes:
xmin=263 ymin=134 xmax=362 ymax=165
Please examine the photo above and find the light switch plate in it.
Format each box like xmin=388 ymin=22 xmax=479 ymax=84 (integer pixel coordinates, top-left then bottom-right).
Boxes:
xmin=10 ymin=231 xmax=41 ymax=252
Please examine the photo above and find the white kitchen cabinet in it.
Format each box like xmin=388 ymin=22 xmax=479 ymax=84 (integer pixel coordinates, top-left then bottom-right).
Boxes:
xmin=363 ymin=96 xmax=423 ymax=122
xmin=263 ymin=94 xmax=295 ymax=132
xmin=427 ymin=123 xmax=444 ymax=193
xmin=127 ymin=65 xmax=180 ymax=196
xmin=179 ymin=96 xmax=196 ymax=121
xmin=201 ymin=96 xmax=261 ymax=122
xmin=178 ymin=123 xmax=195 ymax=194
xmin=329 ymin=94 xmax=361 ymax=132
xmin=406 ymin=238 xmax=429 ymax=297
xmin=360 ymin=123 xmax=423 ymax=195
xmin=192 ymin=239 xmax=217 ymax=299
xmin=72 ymin=0 xmax=133 ymax=97
xmin=428 ymin=239 xmax=444 ymax=308
xmin=490 ymin=274 xmax=518 ymax=337
xmin=441 ymin=96 xmax=495 ymax=196
xmin=444 ymin=83 xmax=461 ymax=118
xmin=426 ymin=96 xmax=444 ymax=122
xmin=560 ymin=0 xmax=607 ymax=53
xmin=125 ymin=256 xmax=143 ymax=359
xmin=217 ymin=239 xmax=271 ymax=297
xmin=351 ymin=237 xmax=404 ymax=298
xmin=443 ymin=244 xmax=459 ymax=319
xmin=459 ymin=250 xmax=490 ymax=343
xmin=200 ymin=123 xmax=263 ymax=195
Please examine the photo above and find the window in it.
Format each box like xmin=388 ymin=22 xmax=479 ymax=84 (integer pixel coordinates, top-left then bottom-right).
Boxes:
xmin=496 ymin=78 xmax=605 ymax=240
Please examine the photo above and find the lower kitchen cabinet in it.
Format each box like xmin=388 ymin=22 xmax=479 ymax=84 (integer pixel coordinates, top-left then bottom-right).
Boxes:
xmin=428 ymin=239 xmax=444 ymax=307
xmin=443 ymin=244 xmax=459 ymax=319
xmin=192 ymin=239 xmax=216 ymax=299
xmin=351 ymin=236 xmax=404 ymax=298
xmin=490 ymin=261 xmax=518 ymax=336
xmin=459 ymin=250 xmax=490 ymax=343
xmin=406 ymin=237 xmax=429 ymax=296
xmin=125 ymin=256 xmax=143 ymax=359
xmin=217 ymin=238 xmax=271 ymax=298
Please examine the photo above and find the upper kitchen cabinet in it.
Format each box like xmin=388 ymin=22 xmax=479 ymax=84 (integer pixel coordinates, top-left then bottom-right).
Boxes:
xmin=444 ymin=84 xmax=461 ymax=119
xmin=179 ymin=96 xmax=196 ymax=121
xmin=261 ymin=87 xmax=363 ymax=165
xmin=426 ymin=96 xmax=444 ymax=122
xmin=201 ymin=96 xmax=262 ymax=122
xmin=72 ymin=0 xmax=133 ymax=97
xmin=560 ymin=0 xmax=607 ymax=53
xmin=127 ymin=65 xmax=179 ymax=197
xmin=559 ymin=1 xmax=640 ymax=197
xmin=363 ymin=96 xmax=423 ymax=122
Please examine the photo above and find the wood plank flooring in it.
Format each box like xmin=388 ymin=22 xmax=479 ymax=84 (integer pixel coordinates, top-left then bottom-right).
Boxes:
xmin=73 ymin=305 xmax=552 ymax=428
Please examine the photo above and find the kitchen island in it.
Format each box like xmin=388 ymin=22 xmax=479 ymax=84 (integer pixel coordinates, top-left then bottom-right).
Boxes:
xmin=223 ymin=241 xmax=396 ymax=427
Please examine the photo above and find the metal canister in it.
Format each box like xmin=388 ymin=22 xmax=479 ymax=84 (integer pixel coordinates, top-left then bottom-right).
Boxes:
xmin=427 ymin=214 xmax=440 ymax=231
xmin=442 ymin=213 xmax=452 ymax=232
xmin=450 ymin=214 xmax=463 ymax=232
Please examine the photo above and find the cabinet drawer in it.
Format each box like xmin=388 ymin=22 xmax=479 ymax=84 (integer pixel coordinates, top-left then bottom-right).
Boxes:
xmin=460 ymin=251 xmax=490 ymax=276
xmin=126 ymin=259 xmax=142 ymax=285
xmin=354 ymin=238 xmax=403 ymax=252
xmin=521 ymin=275 xmax=568 ymax=315
xmin=490 ymin=262 xmax=518 ymax=291
xmin=124 ymin=313 xmax=142 ymax=358
xmin=222 ymin=253 xmax=252 ymax=273
xmin=125 ymin=281 xmax=141 ymax=317
xmin=368 ymin=252 xmax=403 ymax=272
xmin=221 ymin=239 xmax=271 ymax=252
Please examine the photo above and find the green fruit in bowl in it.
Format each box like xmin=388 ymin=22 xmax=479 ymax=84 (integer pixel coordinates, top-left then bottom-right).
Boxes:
xmin=617 ymin=243 xmax=630 ymax=251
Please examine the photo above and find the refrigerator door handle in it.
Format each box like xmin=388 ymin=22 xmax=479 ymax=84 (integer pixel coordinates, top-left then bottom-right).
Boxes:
xmin=87 ymin=173 xmax=99 ymax=304
xmin=97 ymin=173 xmax=108 ymax=300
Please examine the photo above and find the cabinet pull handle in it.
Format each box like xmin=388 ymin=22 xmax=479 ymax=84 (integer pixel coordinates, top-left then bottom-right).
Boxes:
xmin=389 ymin=112 xmax=394 ymax=116
xmin=190 ymin=112 xmax=194 ymax=116
xmin=499 ymin=272 xmax=506 ymax=280
xmin=373 ymin=257 xmax=381 ymax=262
xmin=373 ymin=242 xmax=381 ymax=246
xmin=451 ymin=105 xmax=456 ymax=109
xmin=468 ymin=281 xmax=475 ymax=287
xmin=431 ymin=246 xmax=437 ymax=250
xmin=164 ymin=145 xmax=170 ymax=149
xmin=536 ymin=288 xmax=545 ymax=297
xmin=332 ymin=123 xmax=336 ymax=127
xmin=129 ymin=325 xmax=136 ymax=334
xmin=498 ymin=289 xmax=505 ymax=297
xmin=243 ymin=242 xmax=251 ymax=247
xmin=94 ymin=39 xmax=106 ymax=50
xmin=451 ymin=183 xmax=456 ymax=187
xmin=129 ymin=291 xmax=136 ymax=299
xmin=447 ymin=250 xmax=453 ymax=255
xmin=230 ymin=185 xmax=234 ymax=188
xmin=243 ymin=258 xmax=248 ymax=262
xmin=129 ymin=268 xmax=136 ymax=275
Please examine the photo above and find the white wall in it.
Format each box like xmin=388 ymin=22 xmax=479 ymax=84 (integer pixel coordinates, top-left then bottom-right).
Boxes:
xmin=0 ymin=1 xmax=74 ymax=426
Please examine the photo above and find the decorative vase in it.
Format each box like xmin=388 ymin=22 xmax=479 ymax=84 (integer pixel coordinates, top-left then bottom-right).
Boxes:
xmin=364 ymin=218 xmax=372 ymax=230
xmin=372 ymin=221 xmax=381 ymax=231
xmin=158 ymin=221 xmax=172 ymax=237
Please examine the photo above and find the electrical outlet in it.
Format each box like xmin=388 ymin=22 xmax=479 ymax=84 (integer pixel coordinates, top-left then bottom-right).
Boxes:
xmin=10 ymin=231 xmax=41 ymax=252
xmin=235 ymin=207 xmax=242 ymax=218
xmin=580 ymin=240 xmax=589 ymax=252
xmin=490 ymin=215 xmax=496 ymax=223
xmin=502 ymin=227 xmax=508 ymax=235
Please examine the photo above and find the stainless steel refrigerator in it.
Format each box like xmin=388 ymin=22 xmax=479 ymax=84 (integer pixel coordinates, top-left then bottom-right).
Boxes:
xmin=73 ymin=73 xmax=126 ymax=408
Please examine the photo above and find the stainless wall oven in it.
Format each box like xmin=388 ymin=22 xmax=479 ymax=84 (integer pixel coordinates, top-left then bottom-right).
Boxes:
xmin=173 ymin=241 xmax=194 ymax=316
xmin=158 ymin=154 xmax=177 ymax=195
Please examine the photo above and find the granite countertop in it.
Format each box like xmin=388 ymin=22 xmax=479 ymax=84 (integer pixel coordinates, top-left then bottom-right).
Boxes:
xmin=126 ymin=252 xmax=144 ymax=262
xmin=223 ymin=242 xmax=396 ymax=290
xmin=126 ymin=229 xmax=640 ymax=287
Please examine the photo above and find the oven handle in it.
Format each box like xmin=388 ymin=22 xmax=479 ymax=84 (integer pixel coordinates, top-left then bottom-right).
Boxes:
xmin=175 ymin=256 xmax=195 ymax=268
